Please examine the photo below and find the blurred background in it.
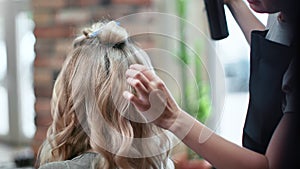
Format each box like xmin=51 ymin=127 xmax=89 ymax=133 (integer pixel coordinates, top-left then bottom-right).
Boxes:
xmin=0 ymin=0 xmax=267 ymax=168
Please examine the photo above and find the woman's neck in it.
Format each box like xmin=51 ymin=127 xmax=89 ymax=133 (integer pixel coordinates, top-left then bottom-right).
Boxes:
xmin=278 ymin=11 xmax=294 ymax=23
xmin=278 ymin=12 xmax=287 ymax=23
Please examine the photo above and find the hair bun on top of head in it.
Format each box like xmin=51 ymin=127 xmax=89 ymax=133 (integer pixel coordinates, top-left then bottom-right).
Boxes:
xmin=82 ymin=21 xmax=128 ymax=48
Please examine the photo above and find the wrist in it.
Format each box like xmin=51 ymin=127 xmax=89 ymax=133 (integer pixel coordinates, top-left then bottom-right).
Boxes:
xmin=168 ymin=110 xmax=197 ymax=140
xmin=157 ymin=108 xmax=181 ymax=130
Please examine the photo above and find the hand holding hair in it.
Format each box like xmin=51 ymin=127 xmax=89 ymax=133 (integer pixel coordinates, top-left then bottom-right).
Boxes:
xmin=123 ymin=64 xmax=180 ymax=129
xmin=124 ymin=63 xmax=300 ymax=169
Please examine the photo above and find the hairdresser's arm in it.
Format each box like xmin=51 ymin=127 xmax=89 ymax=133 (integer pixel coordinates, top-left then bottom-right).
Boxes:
xmin=170 ymin=109 xmax=300 ymax=169
xmin=168 ymin=110 xmax=269 ymax=169
xmin=225 ymin=0 xmax=265 ymax=43
xmin=123 ymin=64 xmax=300 ymax=169
xmin=265 ymin=113 xmax=300 ymax=168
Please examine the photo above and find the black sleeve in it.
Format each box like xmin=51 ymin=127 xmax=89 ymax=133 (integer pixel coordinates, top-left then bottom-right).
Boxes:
xmin=282 ymin=56 xmax=300 ymax=114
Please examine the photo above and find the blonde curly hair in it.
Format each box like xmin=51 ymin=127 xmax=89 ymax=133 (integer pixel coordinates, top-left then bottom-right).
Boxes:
xmin=37 ymin=21 xmax=171 ymax=169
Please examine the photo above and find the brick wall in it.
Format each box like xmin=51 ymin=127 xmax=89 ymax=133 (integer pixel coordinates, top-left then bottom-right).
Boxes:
xmin=32 ymin=0 xmax=155 ymax=158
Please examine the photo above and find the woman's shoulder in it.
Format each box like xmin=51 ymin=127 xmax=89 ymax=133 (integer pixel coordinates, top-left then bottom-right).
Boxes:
xmin=39 ymin=152 xmax=98 ymax=169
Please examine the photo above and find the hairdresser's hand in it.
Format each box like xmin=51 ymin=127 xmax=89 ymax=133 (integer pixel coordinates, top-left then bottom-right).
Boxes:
xmin=123 ymin=64 xmax=181 ymax=129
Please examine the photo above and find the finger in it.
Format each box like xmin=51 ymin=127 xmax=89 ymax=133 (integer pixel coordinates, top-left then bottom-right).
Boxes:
xmin=123 ymin=91 xmax=143 ymax=106
xmin=145 ymin=89 xmax=167 ymax=122
xmin=123 ymin=90 xmax=134 ymax=101
xmin=126 ymin=77 xmax=148 ymax=97
xmin=125 ymin=69 xmax=150 ymax=89
xmin=126 ymin=67 xmax=170 ymax=105
xmin=122 ymin=91 xmax=149 ymax=112
xmin=129 ymin=64 xmax=148 ymax=71
xmin=129 ymin=64 xmax=158 ymax=81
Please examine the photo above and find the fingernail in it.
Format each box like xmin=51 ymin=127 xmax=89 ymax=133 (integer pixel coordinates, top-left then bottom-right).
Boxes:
xmin=123 ymin=91 xmax=129 ymax=99
xmin=126 ymin=77 xmax=133 ymax=83
xmin=123 ymin=91 xmax=133 ymax=100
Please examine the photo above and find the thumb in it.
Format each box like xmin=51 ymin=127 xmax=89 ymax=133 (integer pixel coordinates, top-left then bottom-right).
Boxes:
xmin=141 ymin=89 xmax=167 ymax=123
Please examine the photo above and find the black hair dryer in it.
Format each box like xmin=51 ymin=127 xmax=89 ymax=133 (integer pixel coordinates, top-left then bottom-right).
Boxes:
xmin=204 ymin=0 xmax=229 ymax=40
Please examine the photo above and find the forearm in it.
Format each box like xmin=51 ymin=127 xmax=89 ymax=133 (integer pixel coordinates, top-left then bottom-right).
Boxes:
xmin=226 ymin=0 xmax=265 ymax=44
xmin=169 ymin=110 xmax=269 ymax=169
xmin=125 ymin=64 xmax=300 ymax=168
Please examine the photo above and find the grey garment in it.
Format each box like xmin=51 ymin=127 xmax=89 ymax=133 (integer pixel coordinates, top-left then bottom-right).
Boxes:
xmin=39 ymin=152 xmax=98 ymax=169
xmin=39 ymin=152 xmax=175 ymax=169
xmin=266 ymin=13 xmax=293 ymax=46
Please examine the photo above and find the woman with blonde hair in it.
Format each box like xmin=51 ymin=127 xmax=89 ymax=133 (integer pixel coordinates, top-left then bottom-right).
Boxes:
xmin=37 ymin=21 xmax=174 ymax=169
